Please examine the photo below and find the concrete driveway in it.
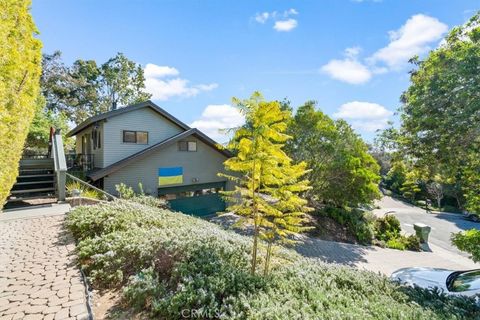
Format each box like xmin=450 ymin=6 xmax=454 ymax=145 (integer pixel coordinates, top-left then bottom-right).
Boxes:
xmin=373 ymin=196 xmax=480 ymax=257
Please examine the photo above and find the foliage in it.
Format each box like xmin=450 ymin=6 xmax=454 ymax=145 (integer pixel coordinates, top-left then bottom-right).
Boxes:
xmin=386 ymin=235 xmax=421 ymax=251
xmin=67 ymin=201 xmax=479 ymax=319
xmin=100 ymin=53 xmax=151 ymax=111
xmin=115 ymin=183 xmax=136 ymax=199
xmin=221 ymin=92 xmax=312 ymax=275
xmin=0 ymin=0 xmax=42 ymax=208
xmin=41 ymin=51 xmax=151 ymax=124
xmin=26 ymin=96 xmax=74 ymax=151
xmin=399 ymin=170 xmax=422 ymax=203
xmin=384 ymin=161 xmax=407 ymax=194
xmin=451 ymin=229 xmax=480 ymax=262
xmin=380 ymin=13 xmax=480 ymax=216
xmin=463 ymin=155 xmax=480 ymax=216
xmin=323 ymin=207 xmax=376 ymax=245
xmin=374 ymin=214 xmax=401 ymax=242
xmin=66 ymin=180 xmax=103 ymax=200
xmin=286 ymin=101 xmax=381 ymax=208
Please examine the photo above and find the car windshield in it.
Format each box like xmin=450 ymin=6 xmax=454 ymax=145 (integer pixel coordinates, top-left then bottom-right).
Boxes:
xmin=447 ymin=269 xmax=480 ymax=292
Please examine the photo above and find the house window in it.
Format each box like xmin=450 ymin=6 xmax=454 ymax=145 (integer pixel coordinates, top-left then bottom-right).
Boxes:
xmin=137 ymin=131 xmax=148 ymax=144
xmin=178 ymin=141 xmax=197 ymax=152
xmin=123 ymin=130 xmax=148 ymax=144
xmin=92 ymin=128 xmax=101 ymax=149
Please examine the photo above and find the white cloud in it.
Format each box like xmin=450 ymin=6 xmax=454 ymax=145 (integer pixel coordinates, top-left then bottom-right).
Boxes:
xmin=254 ymin=9 xmax=298 ymax=32
xmin=274 ymin=19 xmax=298 ymax=32
xmin=320 ymin=14 xmax=448 ymax=84
xmin=144 ymin=63 xmax=217 ymax=101
xmin=255 ymin=12 xmax=270 ymax=24
xmin=144 ymin=64 xmax=179 ymax=78
xmin=370 ymin=14 xmax=448 ymax=69
xmin=321 ymin=48 xmax=372 ymax=84
xmin=190 ymin=104 xmax=245 ymax=142
xmin=333 ymin=101 xmax=393 ymax=132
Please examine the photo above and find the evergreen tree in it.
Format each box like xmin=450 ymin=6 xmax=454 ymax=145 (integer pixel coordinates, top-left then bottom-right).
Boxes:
xmin=221 ymin=92 xmax=311 ymax=275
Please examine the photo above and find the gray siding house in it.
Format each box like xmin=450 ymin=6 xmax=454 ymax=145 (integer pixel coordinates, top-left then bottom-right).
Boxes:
xmin=67 ymin=101 xmax=232 ymax=216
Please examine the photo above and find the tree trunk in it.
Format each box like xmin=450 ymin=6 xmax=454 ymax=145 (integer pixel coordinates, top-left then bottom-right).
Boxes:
xmin=263 ymin=241 xmax=273 ymax=276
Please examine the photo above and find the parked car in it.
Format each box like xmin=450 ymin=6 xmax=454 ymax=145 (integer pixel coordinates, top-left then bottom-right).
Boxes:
xmin=463 ymin=211 xmax=480 ymax=222
xmin=391 ymin=267 xmax=480 ymax=298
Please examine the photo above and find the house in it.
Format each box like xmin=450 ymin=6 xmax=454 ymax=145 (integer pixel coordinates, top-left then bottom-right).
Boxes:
xmin=67 ymin=100 xmax=232 ymax=216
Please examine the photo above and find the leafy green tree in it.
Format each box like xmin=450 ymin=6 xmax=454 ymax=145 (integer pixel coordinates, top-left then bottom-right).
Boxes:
xmin=286 ymin=101 xmax=381 ymax=208
xmin=221 ymin=92 xmax=311 ymax=275
xmin=100 ymin=52 xmax=151 ymax=112
xmin=26 ymin=96 xmax=73 ymax=152
xmin=400 ymin=170 xmax=422 ymax=203
xmin=0 ymin=0 xmax=42 ymax=207
xmin=397 ymin=13 xmax=480 ymax=213
xmin=384 ymin=161 xmax=407 ymax=194
xmin=41 ymin=52 xmax=151 ymax=124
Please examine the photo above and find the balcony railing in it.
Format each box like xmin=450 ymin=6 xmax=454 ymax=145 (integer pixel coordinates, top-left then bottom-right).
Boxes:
xmin=66 ymin=154 xmax=95 ymax=172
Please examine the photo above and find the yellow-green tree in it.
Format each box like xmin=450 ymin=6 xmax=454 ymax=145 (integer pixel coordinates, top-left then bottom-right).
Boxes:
xmin=220 ymin=92 xmax=311 ymax=275
xmin=260 ymin=160 xmax=312 ymax=275
xmin=0 ymin=0 xmax=42 ymax=207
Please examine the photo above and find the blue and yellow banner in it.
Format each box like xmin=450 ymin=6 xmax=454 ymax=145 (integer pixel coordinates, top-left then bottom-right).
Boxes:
xmin=158 ymin=167 xmax=183 ymax=186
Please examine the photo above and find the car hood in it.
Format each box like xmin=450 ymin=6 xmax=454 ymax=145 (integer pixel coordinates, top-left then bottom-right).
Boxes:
xmin=391 ymin=267 xmax=453 ymax=291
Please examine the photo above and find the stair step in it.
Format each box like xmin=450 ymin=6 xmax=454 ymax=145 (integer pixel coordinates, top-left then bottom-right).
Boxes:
xmin=18 ymin=173 xmax=54 ymax=178
xmin=7 ymin=194 xmax=55 ymax=202
xmin=10 ymin=187 xmax=55 ymax=194
xmin=19 ymin=168 xmax=54 ymax=172
xmin=15 ymin=180 xmax=54 ymax=186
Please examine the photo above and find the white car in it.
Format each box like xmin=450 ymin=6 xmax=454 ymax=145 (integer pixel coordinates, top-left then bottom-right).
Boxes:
xmin=391 ymin=267 xmax=480 ymax=298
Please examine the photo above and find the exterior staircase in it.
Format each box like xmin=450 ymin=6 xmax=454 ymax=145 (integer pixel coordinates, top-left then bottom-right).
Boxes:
xmin=7 ymin=159 xmax=56 ymax=202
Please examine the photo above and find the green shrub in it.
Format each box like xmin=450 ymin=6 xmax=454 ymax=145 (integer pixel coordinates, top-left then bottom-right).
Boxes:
xmin=374 ymin=214 xmax=401 ymax=241
xmin=386 ymin=235 xmax=421 ymax=251
xmin=67 ymin=201 xmax=479 ymax=319
xmin=323 ymin=207 xmax=375 ymax=244
xmin=115 ymin=183 xmax=136 ymax=199
xmin=452 ymin=229 xmax=480 ymax=262
xmin=386 ymin=238 xmax=406 ymax=250
xmin=404 ymin=234 xmax=421 ymax=251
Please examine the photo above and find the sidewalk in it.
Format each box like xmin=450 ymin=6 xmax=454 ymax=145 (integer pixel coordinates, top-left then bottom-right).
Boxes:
xmin=0 ymin=204 xmax=90 ymax=320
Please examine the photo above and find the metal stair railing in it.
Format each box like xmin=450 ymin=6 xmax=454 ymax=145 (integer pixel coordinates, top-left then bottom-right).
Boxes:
xmin=65 ymin=172 xmax=116 ymax=201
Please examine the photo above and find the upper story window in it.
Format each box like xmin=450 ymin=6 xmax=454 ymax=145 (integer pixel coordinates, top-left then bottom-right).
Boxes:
xmin=178 ymin=140 xmax=197 ymax=152
xmin=123 ymin=130 xmax=148 ymax=144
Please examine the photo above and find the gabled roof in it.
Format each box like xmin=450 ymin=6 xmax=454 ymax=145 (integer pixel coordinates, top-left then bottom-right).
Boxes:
xmin=87 ymin=128 xmax=232 ymax=181
xmin=67 ymin=100 xmax=190 ymax=137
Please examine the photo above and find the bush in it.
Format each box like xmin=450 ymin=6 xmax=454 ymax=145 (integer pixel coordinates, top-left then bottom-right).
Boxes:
xmin=374 ymin=214 xmax=401 ymax=242
xmin=386 ymin=235 xmax=421 ymax=251
xmin=451 ymin=229 xmax=480 ymax=262
xmin=67 ymin=201 xmax=479 ymax=319
xmin=323 ymin=207 xmax=375 ymax=244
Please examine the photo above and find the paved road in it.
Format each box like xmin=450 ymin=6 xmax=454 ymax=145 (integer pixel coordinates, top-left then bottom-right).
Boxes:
xmin=213 ymin=212 xmax=478 ymax=276
xmin=0 ymin=204 xmax=90 ymax=320
xmin=373 ymin=196 xmax=480 ymax=257
xmin=296 ymin=236 xmax=477 ymax=276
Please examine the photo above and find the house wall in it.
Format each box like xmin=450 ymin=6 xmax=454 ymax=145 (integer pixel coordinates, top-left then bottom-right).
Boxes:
xmin=74 ymin=122 xmax=104 ymax=168
xmin=102 ymin=108 xmax=183 ymax=167
xmin=103 ymin=137 xmax=230 ymax=195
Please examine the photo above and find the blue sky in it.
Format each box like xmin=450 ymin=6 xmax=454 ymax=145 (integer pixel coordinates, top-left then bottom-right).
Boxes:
xmin=32 ymin=0 xmax=478 ymax=142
